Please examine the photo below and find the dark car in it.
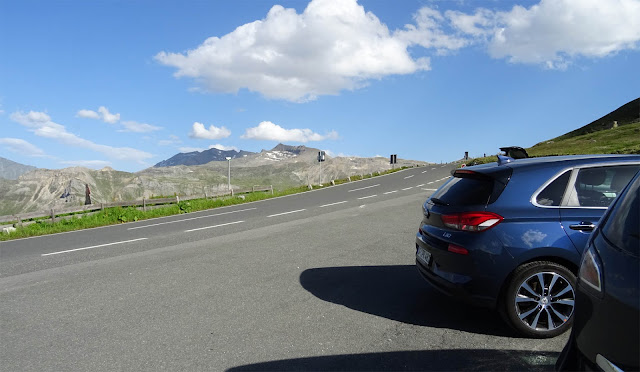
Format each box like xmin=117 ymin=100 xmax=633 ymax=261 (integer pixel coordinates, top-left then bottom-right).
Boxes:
xmin=556 ymin=170 xmax=639 ymax=371
xmin=415 ymin=154 xmax=640 ymax=338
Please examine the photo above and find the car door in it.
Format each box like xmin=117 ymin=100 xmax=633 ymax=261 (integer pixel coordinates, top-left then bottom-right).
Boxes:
xmin=560 ymin=164 xmax=640 ymax=252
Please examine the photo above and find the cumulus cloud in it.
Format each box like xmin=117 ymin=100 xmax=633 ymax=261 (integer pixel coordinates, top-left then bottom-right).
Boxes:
xmin=76 ymin=109 xmax=101 ymax=120
xmin=156 ymin=0 xmax=640 ymax=98
xmin=189 ymin=122 xmax=231 ymax=140
xmin=241 ymin=121 xmax=338 ymax=143
xmin=448 ymin=0 xmax=640 ymax=68
xmin=77 ymin=106 xmax=121 ymax=123
xmin=10 ymin=111 xmax=153 ymax=163
xmin=0 ymin=137 xmax=47 ymax=157
xmin=120 ymin=120 xmax=162 ymax=133
xmin=209 ymin=144 xmax=239 ymax=151
xmin=155 ymin=0 xmax=430 ymax=102
xmin=98 ymin=106 xmax=120 ymax=123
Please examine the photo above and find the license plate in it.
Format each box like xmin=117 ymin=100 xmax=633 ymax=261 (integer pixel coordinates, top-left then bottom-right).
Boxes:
xmin=417 ymin=247 xmax=432 ymax=265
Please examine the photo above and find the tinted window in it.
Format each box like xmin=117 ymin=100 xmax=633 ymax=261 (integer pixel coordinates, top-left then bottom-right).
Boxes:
xmin=431 ymin=177 xmax=493 ymax=206
xmin=566 ymin=165 xmax=640 ymax=207
xmin=536 ymin=171 xmax=570 ymax=206
xmin=601 ymin=172 xmax=640 ymax=256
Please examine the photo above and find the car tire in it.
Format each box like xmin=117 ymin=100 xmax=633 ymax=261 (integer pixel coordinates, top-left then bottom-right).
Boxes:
xmin=503 ymin=261 xmax=576 ymax=338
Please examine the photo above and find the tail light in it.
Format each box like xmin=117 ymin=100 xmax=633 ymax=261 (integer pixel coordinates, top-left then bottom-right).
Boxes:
xmin=441 ymin=212 xmax=503 ymax=232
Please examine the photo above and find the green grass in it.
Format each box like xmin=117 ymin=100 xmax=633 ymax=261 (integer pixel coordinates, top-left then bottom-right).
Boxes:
xmin=465 ymin=122 xmax=640 ymax=166
xmin=0 ymin=166 xmax=415 ymax=241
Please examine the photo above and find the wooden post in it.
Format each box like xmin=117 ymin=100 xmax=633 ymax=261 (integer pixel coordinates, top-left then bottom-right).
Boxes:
xmin=231 ymin=188 xmax=234 ymax=196
xmin=176 ymin=195 xmax=180 ymax=203
xmin=143 ymin=198 xmax=146 ymax=212
xmin=270 ymin=185 xmax=274 ymax=195
xmin=16 ymin=215 xmax=23 ymax=227
xmin=50 ymin=209 xmax=56 ymax=223
xmin=101 ymin=203 xmax=104 ymax=211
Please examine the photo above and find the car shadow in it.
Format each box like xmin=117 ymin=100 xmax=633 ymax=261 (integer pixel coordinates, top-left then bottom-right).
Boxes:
xmin=227 ymin=348 xmax=559 ymax=371
xmin=299 ymin=265 xmax=514 ymax=337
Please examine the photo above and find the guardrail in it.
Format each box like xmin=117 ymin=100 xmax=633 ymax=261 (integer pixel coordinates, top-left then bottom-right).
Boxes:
xmin=0 ymin=185 xmax=273 ymax=226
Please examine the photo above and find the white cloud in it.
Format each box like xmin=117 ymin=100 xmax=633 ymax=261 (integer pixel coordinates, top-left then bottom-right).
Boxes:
xmin=209 ymin=144 xmax=239 ymax=151
xmin=155 ymin=0 xmax=429 ymax=102
xmin=0 ymin=137 xmax=47 ymax=157
xmin=447 ymin=0 xmax=640 ymax=68
xmin=76 ymin=109 xmax=101 ymax=120
xmin=158 ymin=135 xmax=182 ymax=146
xmin=395 ymin=7 xmax=469 ymax=54
xmin=179 ymin=147 xmax=205 ymax=153
xmin=77 ymin=106 xmax=121 ymax=123
xmin=241 ymin=121 xmax=338 ymax=143
xmin=10 ymin=111 xmax=153 ymax=163
xmin=98 ymin=106 xmax=120 ymax=124
xmin=60 ymin=160 xmax=112 ymax=169
xmin=189 ymin=122 xmax=231 ymax=140
xmin=120 ymin=120 xmax=162 ymax=133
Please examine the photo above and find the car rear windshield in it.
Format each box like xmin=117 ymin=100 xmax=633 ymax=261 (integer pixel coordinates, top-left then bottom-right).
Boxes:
xmin=601 ymin=173 xmax=639 ymax=256
xmin=431 ymin=168 xmax=511 ymax=206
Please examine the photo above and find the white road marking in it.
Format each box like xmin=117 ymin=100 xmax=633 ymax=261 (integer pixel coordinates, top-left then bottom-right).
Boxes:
xmin=267 ymin=209 xmax=306 ymax=218
xmin=416 ymin=184 xmax=425 ymax=187
xmin=42 ymin=238 xmax=148 ymax=257
xmin=128 ymin=208 xmax=257 ymax=230
xmin=431 ymin=168 xmax=436 ymax=170
xmin=383 ymin=190 xmax=398 ymax=195
xmin=320 ymin=201 xmax=348 ymax=208
xmin=404 ymin=175 xmax=414 ymax=179
xmin=422 ymin=171 xmax=428 ymax=174
xmin=427 ymin=181 xmax=435 ymax=184
xmin=185 ymin=220 xmax=245 ymax=232
xmin=348 ymin=184 xmax=380 ymax=192
xmin=422 ymin=188 xmax=438 ymax=191
xmin=402 ymin=187 xmax=413 ymax=191
xmin=357 ymin=195 xmax=377 ymax=200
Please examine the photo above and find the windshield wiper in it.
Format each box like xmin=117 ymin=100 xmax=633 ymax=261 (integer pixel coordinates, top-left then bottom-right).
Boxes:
xmin=430 ymin=197 xmax=449 ymax=206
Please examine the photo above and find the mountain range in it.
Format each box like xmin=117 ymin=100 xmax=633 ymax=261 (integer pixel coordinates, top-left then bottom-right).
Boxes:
xmin=154 ymin=148 xmax=255 ymax=167
xmin=0 ymin=144 xmax=421 ymax=216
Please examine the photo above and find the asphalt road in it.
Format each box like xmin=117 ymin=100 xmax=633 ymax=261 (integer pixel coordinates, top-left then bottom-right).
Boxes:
xmin=0 ymin=164 xmax=568 ymax=371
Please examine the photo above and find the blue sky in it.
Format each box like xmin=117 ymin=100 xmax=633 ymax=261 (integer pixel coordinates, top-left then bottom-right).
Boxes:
xmin=1 ymin=0 xmax=639 ymax=172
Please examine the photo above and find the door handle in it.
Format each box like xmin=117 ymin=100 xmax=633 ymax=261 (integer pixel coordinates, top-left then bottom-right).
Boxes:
xmin=569 ymin=222 xmax=596 ymax=231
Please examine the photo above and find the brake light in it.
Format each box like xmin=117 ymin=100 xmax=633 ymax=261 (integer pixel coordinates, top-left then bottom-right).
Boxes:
xmin=441 ymin=212 xmax=503 ymax=232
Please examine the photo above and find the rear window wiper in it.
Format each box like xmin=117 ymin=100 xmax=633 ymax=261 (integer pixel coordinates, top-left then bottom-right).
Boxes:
xmin=430 ymin=197 xmax=450 ymax=206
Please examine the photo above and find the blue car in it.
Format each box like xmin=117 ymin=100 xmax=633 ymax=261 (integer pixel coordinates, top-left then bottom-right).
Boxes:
xmin=415 ymin=154 xmax=640 ymax=338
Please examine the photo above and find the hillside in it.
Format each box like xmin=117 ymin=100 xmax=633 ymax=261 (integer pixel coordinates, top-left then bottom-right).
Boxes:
xmin=554 ymin=97 xmax=639 ymax=141
xmin=0 ymin=157 xmax=37 ymax=180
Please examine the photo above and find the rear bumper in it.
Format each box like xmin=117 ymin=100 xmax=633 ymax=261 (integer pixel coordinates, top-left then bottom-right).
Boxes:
xmin=415 ymin=239 xmax=496 ymax=308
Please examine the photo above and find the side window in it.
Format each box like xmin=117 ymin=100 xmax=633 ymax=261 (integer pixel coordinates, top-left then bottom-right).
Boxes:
xmin=536 ymin=171 xmax=571 ymax=206
xmin=601 ymin=173 xmax=640 ymax=255
xmin=566 ymin=165 xmax=640 ymax=207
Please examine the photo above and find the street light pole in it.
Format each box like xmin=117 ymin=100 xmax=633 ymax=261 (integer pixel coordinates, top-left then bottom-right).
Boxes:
xmin=225 ymin=157 xmax=232 ymax=193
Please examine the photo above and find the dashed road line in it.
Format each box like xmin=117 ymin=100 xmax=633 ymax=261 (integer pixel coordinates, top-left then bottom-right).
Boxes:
xmin=383 ymin=190 xmax=398 ymax=195
xmin=402 ymin=187 xmax=413 ymax=191
xmin=416 ymin=184 xmax=425 ymax=187
xmin=267 ymin=209 xmax=306 ymax=218
xmin=320 ymin=201 xmax=348 ymax=208
xmin=128 ymin=208 xmax=257 ymax=230
xmin=357 ymin=195 xmax=377 ymax=200
xmin=348 ymin=184 xmax=380 ymax=192
xmin=404 ymin=175 xmax=414 ymax=179
xmin=185 ymin=220 xmax=245 ymax=232
xmin=422 ymin=188 xmax=438 ymax=191
xmin=42 ymin=238 xmax=148 ymax=257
